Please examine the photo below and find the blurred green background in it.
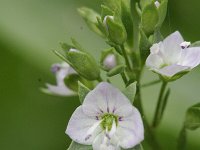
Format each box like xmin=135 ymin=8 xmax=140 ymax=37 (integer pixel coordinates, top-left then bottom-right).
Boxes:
xmin=0 ymin=0 xmax=200 ymax=149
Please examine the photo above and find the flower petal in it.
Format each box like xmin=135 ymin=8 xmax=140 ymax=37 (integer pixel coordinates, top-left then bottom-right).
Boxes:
xmin=92 ymin=132 xmax=120 ymax=150
xmin=178 ymin=47 xmax=200 ymax=68
xmin=66 ymin=106 xmax=102 ymax=145
xmin=82 ymin=82 xmax=133 ymax=117
xmin=146 ymin=54 xmax=164 ymax=69
xmin=116 ymin=108 xmax=144 ymax=149
xmin=46 ymin=83 xmax=75 ymax=96
xmin=156 ymin=64 xmax=189 ymax=77
xmin=162 ymin=31 xmax=184 ymax=64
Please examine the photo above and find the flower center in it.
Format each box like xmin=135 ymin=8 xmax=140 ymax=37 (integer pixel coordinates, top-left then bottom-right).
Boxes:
xmin=101 ymin=114 xmax=118 ymax=131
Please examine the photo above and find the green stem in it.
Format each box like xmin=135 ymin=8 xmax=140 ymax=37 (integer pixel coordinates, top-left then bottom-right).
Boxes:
xmin=141 ymin=79 xmax=161 ymax=88
xmin=152 ymin=81 xmax=168 ymax=128
xmin=120 ymin=45 xmax=132 ymax=70
xmin=135 ymin=75 xmax=161 ymax=150
xmin=177 ymin=126 xmax=187 ymax=150
xmin=120 ymin=72 xmax=128 ymax=85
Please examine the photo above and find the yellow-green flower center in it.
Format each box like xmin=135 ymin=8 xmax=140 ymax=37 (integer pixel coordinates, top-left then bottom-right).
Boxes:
xmin=101 ymin=113 xmax=118 ymax=131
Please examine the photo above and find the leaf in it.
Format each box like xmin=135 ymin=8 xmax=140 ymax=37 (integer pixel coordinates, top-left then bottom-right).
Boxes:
xmin=191 ymin=41 xmax=200 ymax=47
xmin=184 ymin=103 xmax=200 ymax=130
xmin=141 ymin=2 xmax=159 ymax=35
xmin=123 ymin=81 xmax=137 ymax=103
xmin=67 ymin=141 xmax=92 ymax=150
xmin=78 ymin=81 xmax=90 ymax=104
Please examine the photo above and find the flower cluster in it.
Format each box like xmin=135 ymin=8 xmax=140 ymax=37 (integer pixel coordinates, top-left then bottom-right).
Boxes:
xmin=42 ymin=0 xmax=200 ymax=149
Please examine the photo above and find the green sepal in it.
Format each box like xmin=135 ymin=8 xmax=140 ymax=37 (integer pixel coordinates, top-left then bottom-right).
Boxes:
xmin=67 ymin=50 xmax=100 ymax=81
xmin=106 ymin=17 xmax=127 ymax=45
xmin=191 ymin=41 xmax=200 ymax=47
xmin=71 ymin=38 xmax=84 ymax=51
xmin=78 ymin=7 xmax=104 ymax=37
xmin=122 ymin=81 xmax=137 ymax=103
xmin=78 ymin=81 xmax=91 ymax=104
xmin=60 ymin=42 xmax=73 ymax=52
xmin=139 ymin=29 xmax=151 ymax=64
xmin=97 ymin=16 xmax=108 ymax=36
xmin=184 ymin=103 xmax=200 ymax=130
xmin=121 ymin=0 xmax=134 ymax=47
xmin=101 ymin=5 xmax=114 ymax=20
xmin=140 ymin=0 xmax=152 ymax=10
xmin=101 ymin=0 xmax=121 ymax=12
xmin=107 ymin=65 xmax=125 ymax=77
xmin=67 ymin=141 xmax=93 ymax=150
xmin=152 ymin=28 xmax=164 ymax=43
xmin=159 ymin=70 xmax=190 ymax=82
xmin=157 ymin=0 xmax=168 ymax=27
xmin=64 ymin=74 xmax=80 ymax=92
xmin=135 ymin=2 xmax=142 ymax=17
xmin=141 ymin=1 xmax=159 ymax=36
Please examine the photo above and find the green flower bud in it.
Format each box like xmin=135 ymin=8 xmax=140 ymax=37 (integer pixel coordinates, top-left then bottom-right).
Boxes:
xmin=103 ymin=16 xmax=127 ymax=45
xmin=78 ymin=7 xmax=104 ymax=37
xmin=67 ymin=49 xmax=100 ymax=81
xmin=141 ymin=1 xmax=159 ymax=35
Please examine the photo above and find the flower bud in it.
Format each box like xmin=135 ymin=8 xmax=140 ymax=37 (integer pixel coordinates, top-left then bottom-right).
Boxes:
xmin=154 ymin=1 xmax=160 ymax=8
xmin=103 ymin=15 xmax=127 ymax=45
xmin=101 ymin=48 xmax=125 ymax=76
xmin=67 ymin=48 xmax=100 ymax=81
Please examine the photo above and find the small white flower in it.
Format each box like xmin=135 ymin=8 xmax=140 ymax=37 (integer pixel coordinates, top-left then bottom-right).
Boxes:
xmin=45 ymin=62 xmax=77 ymax=96
xmin=146 ymin=31 xmax=200 ymax=79
xmin=103 ymin=54 xmax=117 ymax=70
xmin=66 ymin=82 xmax=144 ymax=150
xmin=154 ymin=1 xmax=160 ymax=8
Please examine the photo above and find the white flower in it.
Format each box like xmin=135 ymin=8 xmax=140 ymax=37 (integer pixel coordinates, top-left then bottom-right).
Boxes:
xmin=146 ymin=31 xmax=200 ymax=80
xmin=66 ymin=82 xmax=144 ymax=150
xmin=44 ymin=62 xmax=77 ymax=96
xmin=103 ymin=54 xmax=117 ymax=70
xmin=154 ymin=1 xmax=160 ymax=8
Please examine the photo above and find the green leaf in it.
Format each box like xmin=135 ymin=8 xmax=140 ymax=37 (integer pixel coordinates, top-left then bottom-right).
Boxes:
xmin=78 ymin=81 xmax=91 ymax=104
xmin=157 ymin=0 xmax=168 ymax=27
xmin=191 ymin=41 xmax=200 ymax=47
xmin=139 ymin=29 xmax=151 ymax=64
xmin=68 ymin=141 xmax=92 ymax=150
xmin=67 ymin=50 xmax=100 ymax=81
xmin=141 ymin=1 xmax=159 ymax=35
xmin=123 ymin=81 xmax=137 ymax=103
xmin=184 ymin=103 xmax=200 ymax=130
xmin=106 ymin=17 xmax=127 ymax=45
xmin=78 ymin=7 xmax=104 ymax=37
xmin=121 ymin=0 xmax=134 ymax=47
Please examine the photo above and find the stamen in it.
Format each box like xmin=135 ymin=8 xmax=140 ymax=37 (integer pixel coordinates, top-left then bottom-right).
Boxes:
xmin=180 ymin=41 xmax=191 ymax=49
